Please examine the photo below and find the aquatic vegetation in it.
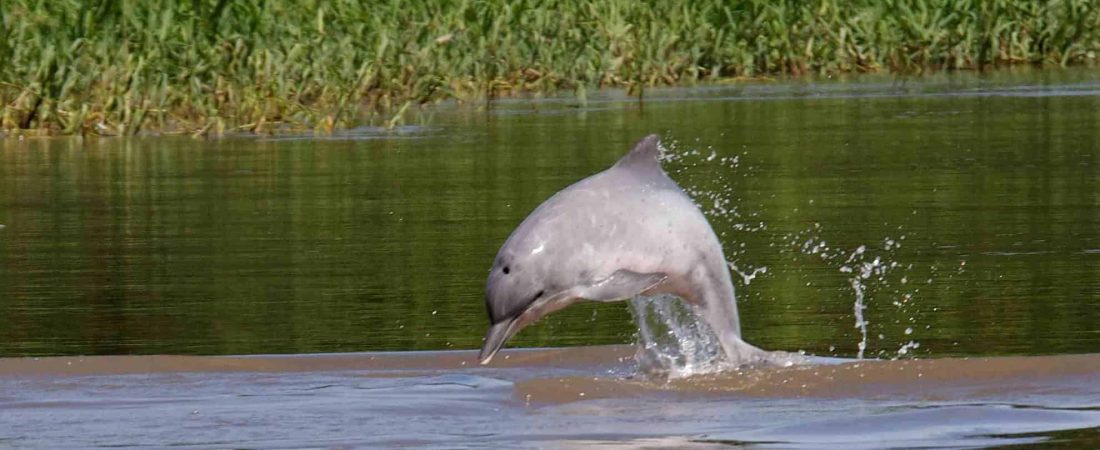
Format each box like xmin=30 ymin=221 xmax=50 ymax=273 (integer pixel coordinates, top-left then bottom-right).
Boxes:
xmin=2 ymin=0 xmax=1098 ymax=135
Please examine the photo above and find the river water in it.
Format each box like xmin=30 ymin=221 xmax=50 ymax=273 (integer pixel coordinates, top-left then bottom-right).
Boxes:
xmin=1 ymin=69 xmax=1098 ymax=447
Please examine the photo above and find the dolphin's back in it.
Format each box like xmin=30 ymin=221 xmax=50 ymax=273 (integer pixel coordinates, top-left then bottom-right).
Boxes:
xmin=504 ymin=134 xmax=706 ymax=280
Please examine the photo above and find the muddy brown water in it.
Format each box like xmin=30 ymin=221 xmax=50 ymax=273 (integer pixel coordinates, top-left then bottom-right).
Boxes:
xmin=1 ymin=347 xmax=1098 ymax=448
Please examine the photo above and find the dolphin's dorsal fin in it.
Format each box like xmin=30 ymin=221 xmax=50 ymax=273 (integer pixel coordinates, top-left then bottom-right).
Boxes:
xmin=613 ymin=134 xmax=663 ymax=173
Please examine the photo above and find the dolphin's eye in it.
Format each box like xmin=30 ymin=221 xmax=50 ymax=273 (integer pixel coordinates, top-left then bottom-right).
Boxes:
xmin=534 ymin=290 xmax=544 ymax=299
xmin=502 ymin=266 xmax=510 ymax=274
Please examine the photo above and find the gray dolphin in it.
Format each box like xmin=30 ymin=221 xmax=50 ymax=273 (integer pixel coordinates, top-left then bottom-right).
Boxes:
xmin=480 ymin=134 xmax=787 ymax=367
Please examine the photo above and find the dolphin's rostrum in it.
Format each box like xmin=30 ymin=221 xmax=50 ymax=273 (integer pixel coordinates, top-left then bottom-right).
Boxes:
xmin=480 ymin=135 xmax=784 ymax=367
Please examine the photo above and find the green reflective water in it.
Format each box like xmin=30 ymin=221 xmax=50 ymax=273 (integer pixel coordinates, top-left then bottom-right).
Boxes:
xmin=1 ymin=69 xmax=1098 ymax=358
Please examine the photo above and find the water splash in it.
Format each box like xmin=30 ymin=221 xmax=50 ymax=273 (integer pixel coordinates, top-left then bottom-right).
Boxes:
xmin=629 ymin=139 xmax=759 ymax=379
xmin=643 ymin=137 xmax=942 ymax=373
xmin=628 ymin=294 xmax=730 ymax=379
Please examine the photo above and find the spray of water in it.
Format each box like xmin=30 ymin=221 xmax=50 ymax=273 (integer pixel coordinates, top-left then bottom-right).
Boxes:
xmin=623 ymin=138 xmax=778 ymax=379
xmin=788 ymin=227 xmax=940 ymax=360
xmin=631 ymin=138 xmax=945 ymax=378
xmin=841 ymin=245 xmax=884 ymax=359
xmin=615 ymin=139 xmax=756 ymax=379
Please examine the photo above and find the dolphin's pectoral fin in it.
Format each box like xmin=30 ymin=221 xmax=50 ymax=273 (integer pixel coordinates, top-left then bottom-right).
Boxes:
xmin=578 ymin=270 xmax=667 ymax=302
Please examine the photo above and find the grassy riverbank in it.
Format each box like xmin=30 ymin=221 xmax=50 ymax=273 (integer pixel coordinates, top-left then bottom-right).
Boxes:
xmin=2 ymin=0 xmax=1098 ymax=136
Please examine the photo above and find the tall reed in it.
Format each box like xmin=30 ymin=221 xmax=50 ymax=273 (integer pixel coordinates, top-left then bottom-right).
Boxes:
xmin=2 ymin=0 xmax=1097 ymax=135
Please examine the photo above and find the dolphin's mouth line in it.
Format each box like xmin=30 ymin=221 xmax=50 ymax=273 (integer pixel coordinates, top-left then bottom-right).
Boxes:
xmin=479 ymin=290 xmax=577 ymax=364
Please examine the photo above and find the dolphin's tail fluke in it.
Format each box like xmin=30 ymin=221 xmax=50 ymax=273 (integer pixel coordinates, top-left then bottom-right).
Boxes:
xmin=725 ymin=338 xmax=810 ymax=368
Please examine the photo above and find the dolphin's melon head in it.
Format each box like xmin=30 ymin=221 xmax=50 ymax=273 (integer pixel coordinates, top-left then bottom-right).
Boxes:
xmin=480 ymin=243 xmax=555 ymax=364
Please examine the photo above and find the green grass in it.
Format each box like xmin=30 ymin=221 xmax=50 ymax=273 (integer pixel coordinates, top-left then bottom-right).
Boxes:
xmin=2 ymin=0 xmax=1098 ymax=135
